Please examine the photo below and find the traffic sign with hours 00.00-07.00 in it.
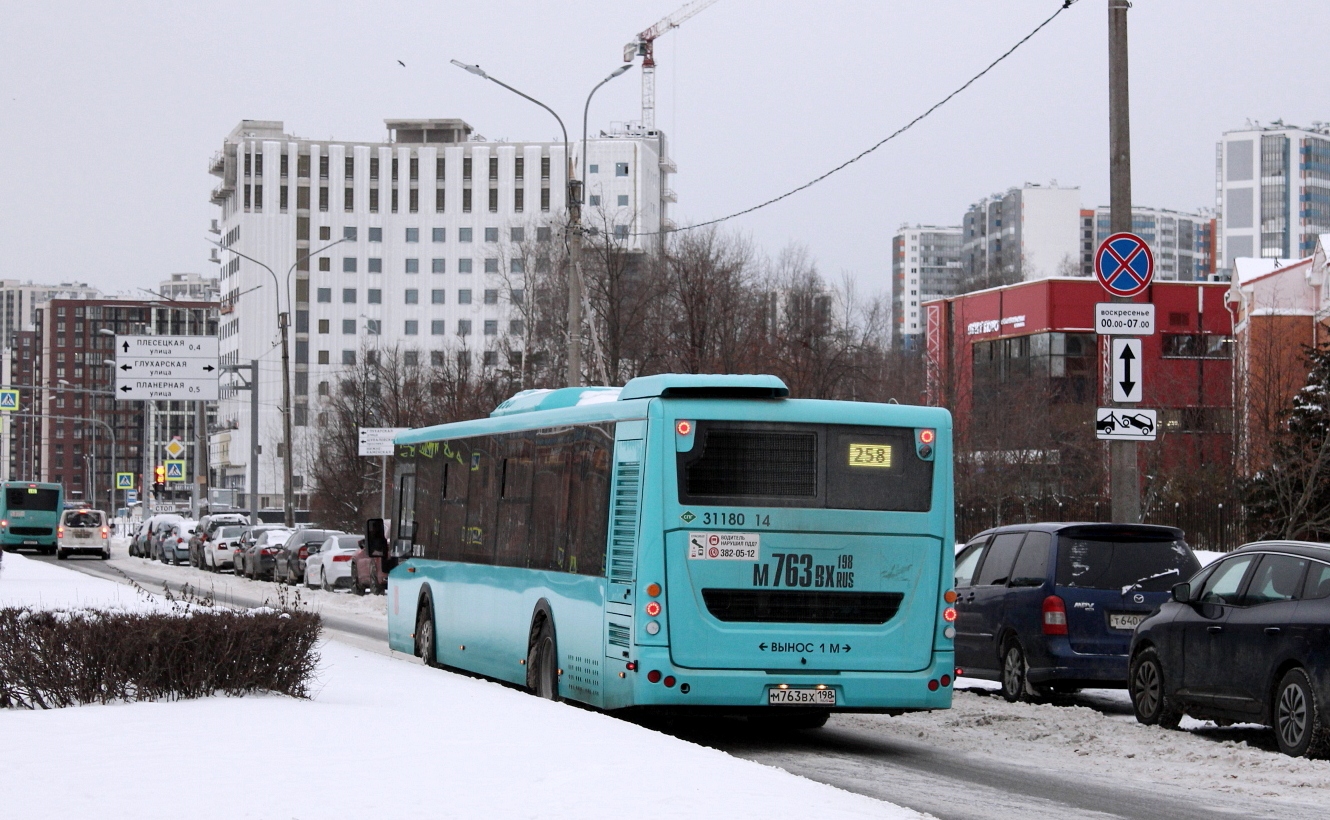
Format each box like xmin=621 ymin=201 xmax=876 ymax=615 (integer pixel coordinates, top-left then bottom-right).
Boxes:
xmin=1095 ymin=302 xmax=1155 ymax=335
xmin=115 ymin=336 xmax=219 ymax=401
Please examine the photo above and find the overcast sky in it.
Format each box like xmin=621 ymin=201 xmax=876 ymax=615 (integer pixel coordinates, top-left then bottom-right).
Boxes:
xmin=1 ymin=1 xmax=1325 ymax=300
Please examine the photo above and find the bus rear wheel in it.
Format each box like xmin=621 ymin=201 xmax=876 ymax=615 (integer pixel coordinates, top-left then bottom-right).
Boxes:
xmin=526 ymin=618 xmax=559 ymax=701
xmin=415 ymin=602 xmax=438 ymax=667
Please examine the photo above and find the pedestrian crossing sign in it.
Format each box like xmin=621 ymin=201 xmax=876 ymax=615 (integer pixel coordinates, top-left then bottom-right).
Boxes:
xmin=116 ymin=472 xmax=135 ymax=490
xmin=164 ymin=460 xmax=186 ymax=482
xmin=0 ymin=389 xmax=18 ymax=412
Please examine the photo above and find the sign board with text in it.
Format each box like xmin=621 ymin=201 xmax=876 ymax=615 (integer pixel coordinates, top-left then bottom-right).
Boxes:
xmin=1095 ymin=303 xmax=1155 ymax=336
xmin=359 ymin=427 xmax=408 ymax=457
xmin=115 ymin=336 xmax=219 ymax=401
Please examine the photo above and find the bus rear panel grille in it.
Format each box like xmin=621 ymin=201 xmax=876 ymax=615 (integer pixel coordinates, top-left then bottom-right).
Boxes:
xmin=700 ymin=589 xmax=904 ymax=624
xmin=10 ymin=526 xmax=52 ymax=536
xmin=685 ymin=430 xmax=816 ymax=497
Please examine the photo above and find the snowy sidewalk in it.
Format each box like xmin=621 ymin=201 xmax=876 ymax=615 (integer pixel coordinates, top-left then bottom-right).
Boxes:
xmin=0 ymin=552 xmax=919 ymax=819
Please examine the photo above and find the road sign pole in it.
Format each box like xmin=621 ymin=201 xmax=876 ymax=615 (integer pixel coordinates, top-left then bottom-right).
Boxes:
xmin=1108 ymin=0 xmax=1138 ymax=524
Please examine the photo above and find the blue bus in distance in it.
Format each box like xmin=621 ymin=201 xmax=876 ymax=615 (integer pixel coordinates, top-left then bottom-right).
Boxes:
xmin=376 ymin=374 xmax=955 ymax=724
xmin=0 ymin=481 xmax=66 ymax=554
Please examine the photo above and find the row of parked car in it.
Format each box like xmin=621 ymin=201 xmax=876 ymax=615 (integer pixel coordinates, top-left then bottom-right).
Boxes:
xmin=956 ymin=521 xmax=1330 ymax=758
xmin=130 ymin=513 xmax=385 ymax=595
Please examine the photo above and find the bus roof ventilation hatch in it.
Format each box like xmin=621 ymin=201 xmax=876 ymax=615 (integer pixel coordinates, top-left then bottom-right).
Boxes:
xmin=618 ymin=374 xmax=789 ymax=401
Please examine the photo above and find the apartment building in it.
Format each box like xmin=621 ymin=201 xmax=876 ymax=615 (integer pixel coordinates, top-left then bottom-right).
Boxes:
xmin=1079 ymin=206 xmax=1217 ymax=281
xmin=1217 ymin=121 xmax=1330 ymax=268
xmin=0 ymin=280 xmax=101 ymax=348
xmin=207 ymin=118 xmax=669 ymax=508
xmin=960 ymin=183 xmax=1081 ymax=291
xmin=158 ymin=273 xmax=220 ymax=302
xmin=19 ymin=299 xmax=217 ymax=506
xmin=892 ymin=225 xmax=962 ymax=348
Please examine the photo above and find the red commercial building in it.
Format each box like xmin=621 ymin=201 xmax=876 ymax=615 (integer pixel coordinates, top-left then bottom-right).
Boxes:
xmin=923 ymin=277 xmax=1234 ymax=504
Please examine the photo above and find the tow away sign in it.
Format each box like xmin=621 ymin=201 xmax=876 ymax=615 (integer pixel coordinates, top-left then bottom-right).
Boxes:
xmin=1096 ymin=408 xmax=1157 ymax=441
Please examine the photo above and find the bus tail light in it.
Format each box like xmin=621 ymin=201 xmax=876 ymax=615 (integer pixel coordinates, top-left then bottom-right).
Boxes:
xmin=915 ymin=428 xmax=936 ymax=460
xmin=943 ymin=589 xmax=957 ymax=603
xmin=646 ymin=582 xmax=661 ymax=597
xmin=928 ymin=679 xmax=939 ymax=691
xmin=1042 ymin=595 xmax=1068 ymax=635
xmin=645 ymin=601 xmax=661 ymax=617
xmin=647 ymin=670 xmax=662 ymax=683
xmin=1 ymin=519 xmax=7 ymax=528
xmin=942 ymin=607 xmax=956 ymax=622
xmin=663 ymin=676 xmax=676 ymax=688
xmin=675 ymin=420 xmax=692 ymax=436
xmin=940 ymin=674 xmax=951 ymax=687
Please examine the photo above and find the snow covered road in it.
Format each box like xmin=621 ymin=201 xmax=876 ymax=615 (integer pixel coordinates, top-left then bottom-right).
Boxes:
xmin=29 ymin=545 xmax=1330 ymax=818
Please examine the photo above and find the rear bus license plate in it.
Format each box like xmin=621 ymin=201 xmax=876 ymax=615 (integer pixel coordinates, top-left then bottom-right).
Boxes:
xmin=768 ymin=687 xmax=836 ymax=706
xmin=1109 ymin=612 xmax=1146 ymax=631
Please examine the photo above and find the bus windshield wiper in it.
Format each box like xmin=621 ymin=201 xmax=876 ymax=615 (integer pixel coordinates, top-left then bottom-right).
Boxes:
xmin=1121 ymin=567 xmax=1179 ymax=596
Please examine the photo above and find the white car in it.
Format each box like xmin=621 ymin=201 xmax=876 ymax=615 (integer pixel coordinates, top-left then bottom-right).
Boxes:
xmin=203 ymin=524 xmax=248 ymax=572
xmin=305 ymin=533 xmax=363 ymax=591
xmin=56 ymin=508 xmax=110 ymax=560
xmin=161 ymin=520 xmax=199 ymax=565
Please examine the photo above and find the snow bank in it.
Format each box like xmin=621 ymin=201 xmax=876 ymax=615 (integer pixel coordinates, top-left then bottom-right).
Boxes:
xmin=1 ymin=551 xmax=919 ymax=819
xmin=0 ymin=550 xmax=157 ymax=612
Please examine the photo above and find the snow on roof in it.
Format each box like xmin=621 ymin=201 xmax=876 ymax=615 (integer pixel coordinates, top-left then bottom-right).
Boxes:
xmin=1234 ymin=256 xmax=1312 ymax=286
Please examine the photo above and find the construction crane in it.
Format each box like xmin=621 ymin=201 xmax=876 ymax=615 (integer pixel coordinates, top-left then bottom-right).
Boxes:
xmin=623 ymin=0 xmax=718 ymax=131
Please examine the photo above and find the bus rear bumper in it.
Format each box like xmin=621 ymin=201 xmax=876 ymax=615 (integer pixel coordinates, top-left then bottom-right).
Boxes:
xmin=620 ymin=649 xmax=955 ymax=711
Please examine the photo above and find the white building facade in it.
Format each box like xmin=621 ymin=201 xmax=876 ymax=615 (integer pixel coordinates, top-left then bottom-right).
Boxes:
xmin=960 ymin=183 xmax=1081 ymax=290
xmin=1217 ymin=122 xmax=1330 ymax=269
xmin=891 ymin=225 xmax=961 ymax=348
xmin=207 ymin=118 xmax=667 ymax=509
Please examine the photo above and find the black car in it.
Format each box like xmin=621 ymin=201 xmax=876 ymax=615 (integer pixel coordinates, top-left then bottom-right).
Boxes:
xmin=274 ymin=529 xmax=340 ymax=585
xmin=956 ymin=523 xmax=1199 ymax=701
xmin=1130 ymin=541 xmax=1330 ymax=758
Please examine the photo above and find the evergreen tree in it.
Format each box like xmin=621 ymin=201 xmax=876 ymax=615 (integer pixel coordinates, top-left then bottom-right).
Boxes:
xmin=1247 ymin=343 xmax=1330 ymax=540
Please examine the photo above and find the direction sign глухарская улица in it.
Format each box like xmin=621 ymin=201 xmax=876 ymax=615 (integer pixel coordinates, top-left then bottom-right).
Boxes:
xmin=115 ymin=335 xmax=219 ymax=401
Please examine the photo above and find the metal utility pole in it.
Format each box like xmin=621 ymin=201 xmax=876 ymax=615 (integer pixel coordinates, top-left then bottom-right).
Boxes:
xmin=223 ymin=361 xmax=260 ymax=524
xmin=1108 ymin=0 xmax=1139 ymax=524
xmin=278 ymin=312 xmax=293 ymax=526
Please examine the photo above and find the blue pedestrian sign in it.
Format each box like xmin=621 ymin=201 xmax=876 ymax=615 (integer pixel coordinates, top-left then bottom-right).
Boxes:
xmin=0 ymin=389 xmax=18 ymax=412
xmin=116 ymin=472 xmax=135 ymax=490
xmin=164 ymin=460 xmax=186 ymax=482
xmin=1095 ymin=232 xmax=1155 ymax=298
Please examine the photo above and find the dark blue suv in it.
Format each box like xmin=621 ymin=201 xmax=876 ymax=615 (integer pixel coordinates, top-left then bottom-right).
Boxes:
xmin=954 ymin=523 xmax=1201 ymax=701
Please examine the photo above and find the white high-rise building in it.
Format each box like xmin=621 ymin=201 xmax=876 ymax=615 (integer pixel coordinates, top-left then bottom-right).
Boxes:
xmin=892 ymin=225 xmax=961 ymax=348
xmin=207 ymin=118 xmax=668 ymax=509
xmin=1217 ymin=121 xmax=1330 ymax=269
xmin=158 ymin=273 xmax=219 ymax=302
xmin=960 ymin=183 xmax=1081 ymax=290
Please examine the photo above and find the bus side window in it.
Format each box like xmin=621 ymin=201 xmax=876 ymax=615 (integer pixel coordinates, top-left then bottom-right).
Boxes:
xmin=438 ymin=443 xmax=470 ymax=562
xmin=461 ymin=437 xmax=499 ymax=565
xmin=955 ymin=538 xmax=988 ymax=588
xmin=566 ymin=425 xmax=613 ymax=576
xmin=495 ymin=434 xmax=535 ymax=568
xmin=395 ymin=473 xmax=416 ymax=553
xmin=530 ymin=432 xmax=573 ymax=571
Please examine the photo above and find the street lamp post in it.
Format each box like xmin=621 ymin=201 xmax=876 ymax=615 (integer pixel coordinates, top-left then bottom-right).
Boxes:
xmin=210 ymin=237 xmax=349 ymax=527
xmin=450 ymin=60 xmax=632 ymax=387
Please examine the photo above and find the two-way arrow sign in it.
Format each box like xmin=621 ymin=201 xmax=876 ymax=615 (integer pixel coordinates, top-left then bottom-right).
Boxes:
xmin=1112 ymin=338 xmax=1143 ymax=403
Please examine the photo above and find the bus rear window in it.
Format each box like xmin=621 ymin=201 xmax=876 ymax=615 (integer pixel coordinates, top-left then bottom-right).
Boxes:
xmin=7 ymin=488 xmax=59 ymax=511
xmin=677 ymin=422 xmax=933 ymax=511
xmin=1056 ymin=536 xmax=1200 ymax=592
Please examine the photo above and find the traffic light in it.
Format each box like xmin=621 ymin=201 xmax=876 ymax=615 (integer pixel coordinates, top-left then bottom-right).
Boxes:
xmin=154 ymin=464 xmax=166 ymax=492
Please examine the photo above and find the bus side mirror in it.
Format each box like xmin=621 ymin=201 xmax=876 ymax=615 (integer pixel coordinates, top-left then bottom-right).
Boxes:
xmin=1171 ymin=582 xmax=1191 ymax=604
xmin=365 ymin=518 xmax=388 ymax=558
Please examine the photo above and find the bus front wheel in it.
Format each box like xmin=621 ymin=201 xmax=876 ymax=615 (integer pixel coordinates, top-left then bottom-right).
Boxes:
xmin=526 ymin=618 xmax=559 ymax=702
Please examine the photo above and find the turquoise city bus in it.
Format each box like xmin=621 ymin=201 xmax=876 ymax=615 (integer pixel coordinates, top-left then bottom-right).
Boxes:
xmin=0 ymin=481 xmax=65 ymax=554
xmin=377 ymin=374 xmax=956 ymax=721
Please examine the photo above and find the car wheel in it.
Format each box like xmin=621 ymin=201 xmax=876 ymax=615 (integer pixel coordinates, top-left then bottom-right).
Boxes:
xmin=57 ymin=549 xmax=68 ymax=560
xmin=1274 ymin=668 xmax=1330 ymax=758
xmin=1130 ymin=647 xmax=1183 ymax=729
xmin=371 ymin=574 xmax=383 ymax=596
xmin=415 ymin=601 xmax=438 ymax=667
xmin=321 ymin=569 xmax=332 ymax=592
xmin=526 ymin=617 xmax=559 ymax=701
xmin=1000 ymin=640 xmax=1034 ymax=703
xmin=101 ymin=549 xmax=110 ymax=561
xmin=351 ymin=567 xmax=365 ymax=595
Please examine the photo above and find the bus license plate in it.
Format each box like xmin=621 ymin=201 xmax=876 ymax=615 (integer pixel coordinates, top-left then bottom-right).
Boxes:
xmin=23 ymin=540 xmax=37 ymax=546
xmin=768 ymin=687 xmax=836 ymax=706
xmin=1109 ymin=613 xmax=1146 ymax=631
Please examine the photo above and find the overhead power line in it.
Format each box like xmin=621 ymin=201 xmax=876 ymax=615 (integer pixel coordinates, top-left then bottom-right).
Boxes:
xmin=652 ymin=0 xmax=1081 ymax=236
